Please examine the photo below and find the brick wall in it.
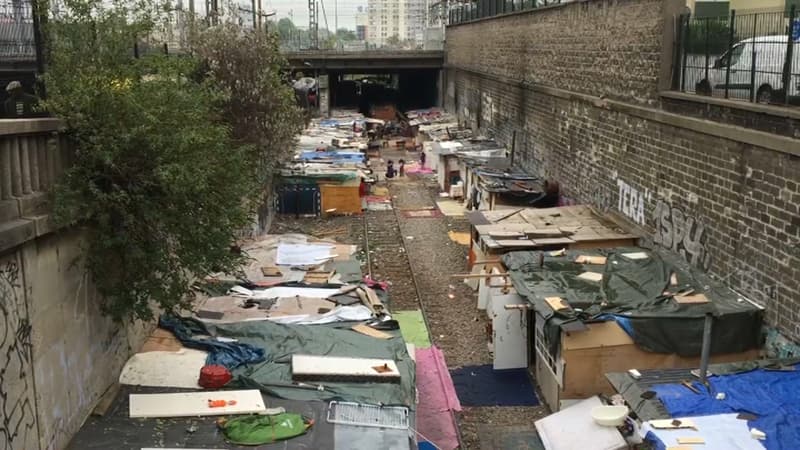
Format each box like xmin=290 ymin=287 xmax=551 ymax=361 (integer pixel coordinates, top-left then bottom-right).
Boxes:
xmin=444 ymin=0 xmax=800 ymax=343
xmin=445 ymin=0 xmax=665 ymax=104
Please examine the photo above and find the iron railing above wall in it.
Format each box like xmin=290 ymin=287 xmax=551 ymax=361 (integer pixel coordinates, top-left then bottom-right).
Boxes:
xmin=0 ymin=0 xmax=35 ymax=61
xmin=448 ymin=0 xmax=563 ymax=25
xmin=672 ymin=7 xmax=800 ymax=107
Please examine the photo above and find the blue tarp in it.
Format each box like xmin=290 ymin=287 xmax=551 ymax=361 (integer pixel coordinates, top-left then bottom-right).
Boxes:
xmin=651 ymin=364 xmax=800 ymax=450
xmin=158 ymin=314 xmax=266 ymax=369
xmin=298 ymin=151 xmax=364 ymax=162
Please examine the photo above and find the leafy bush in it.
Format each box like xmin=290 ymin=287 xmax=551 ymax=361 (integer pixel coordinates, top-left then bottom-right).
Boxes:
xmin=684 ymin=17 xmax=736 ymax=55
xmin=42 ymin=0 xmax=301 ymax=321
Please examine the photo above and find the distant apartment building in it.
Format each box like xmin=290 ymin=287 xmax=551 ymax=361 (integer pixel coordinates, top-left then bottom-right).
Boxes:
xmin=367 ymin=0 xmax=428 ymax=47
xmin=356 ymin=6 xmax=368 ymax=41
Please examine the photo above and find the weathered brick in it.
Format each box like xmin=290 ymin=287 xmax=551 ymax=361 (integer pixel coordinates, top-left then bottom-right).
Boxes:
xmin=445 ymin=41 xmax=800 ymax=343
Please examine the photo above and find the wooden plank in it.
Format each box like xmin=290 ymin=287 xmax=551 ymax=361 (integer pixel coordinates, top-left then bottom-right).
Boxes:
xmin=574 ymin=255 xmax=607 ymax=265
xmin=452 ymin=273 xmax=508 ymax=278
xmin=676 ymin=437 xmax=705 ymax=445
xmin=496 ymin=239 xmax=536 ymax=247
xmin=129 ymin=390 xmax=266 ymax=418
xmin=674 ymin=293 xmax=710 ymax=304
xmin=531 ymin=237 xmax=575 ymax=246
xmin=291 ymin=354 xmax=401 ymax=382
xmin=351 ymin=324 xmax=392 ymax=339
xmin=364 ymin=287 xmax=385 ymax=312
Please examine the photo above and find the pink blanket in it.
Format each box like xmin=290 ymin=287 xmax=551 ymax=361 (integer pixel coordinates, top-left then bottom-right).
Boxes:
xmin=406 ymin=162 xmax=434 ymax=174
xmin=416 ymin=346 xmax=461 ymax=449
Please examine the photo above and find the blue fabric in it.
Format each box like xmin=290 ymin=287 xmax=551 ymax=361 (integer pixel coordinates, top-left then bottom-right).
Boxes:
xmin=651 ymin=364 xmax=800 ymax=450
xmin=298 ymin=151 xmax=365 ymax=161
xmin=158 ymin=314 xmax=266 ymax=369
xmin=449 ymin=365 xmax=539 ymax=407
xmin=594 ymin=315 xmax=636 ymax=339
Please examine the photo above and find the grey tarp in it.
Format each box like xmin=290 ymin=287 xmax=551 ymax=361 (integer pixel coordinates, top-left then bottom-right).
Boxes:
xmin=205 ymin=321 xmax=416 ymax=408
xmin=502 ymin=247 xmax=763 ymax=357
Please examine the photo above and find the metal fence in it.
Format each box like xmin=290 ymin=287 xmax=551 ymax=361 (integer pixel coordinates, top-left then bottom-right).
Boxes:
xmin=0 ymin=0 xmax=36 ymax=61
xmin=448 ymin=0 xmax=563 ymax=24
xmin=672 ymin=7 xmax=800 ymax=106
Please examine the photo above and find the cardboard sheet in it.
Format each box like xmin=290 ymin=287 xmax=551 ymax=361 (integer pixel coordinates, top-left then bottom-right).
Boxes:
xmin=275 ymin=243 xmax=336 ymax=265
xmin=119 ymin=349 xmax=207 ymax=389
xmin=129 ymin=390 xmax=266 ymax=418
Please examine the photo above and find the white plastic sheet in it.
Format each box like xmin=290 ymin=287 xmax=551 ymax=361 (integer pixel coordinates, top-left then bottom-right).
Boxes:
xmin=276 ymin=243 xmax=335 ymax=265
xmin=266 ymin=305 xmax=373 ymax=325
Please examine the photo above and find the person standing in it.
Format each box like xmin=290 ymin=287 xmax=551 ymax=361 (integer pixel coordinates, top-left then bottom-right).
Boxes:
xmin=420 ymin=151 xmax=426 ymax=167
xmin=398 ymin=159 xmax=405 ymax=177
xmin=4 ymin=81 xmax=40 ymax=118
xmin=385 ymin=160 xmax=396 ymax=179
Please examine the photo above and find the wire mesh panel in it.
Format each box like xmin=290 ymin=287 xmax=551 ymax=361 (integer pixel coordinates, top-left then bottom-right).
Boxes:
xmin=326 ymin=401 xmax=410 ymax=430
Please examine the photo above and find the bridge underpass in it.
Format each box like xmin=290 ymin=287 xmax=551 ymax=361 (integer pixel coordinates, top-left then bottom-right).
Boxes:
xmin=284 ymin=50 xmax=444 ymax=116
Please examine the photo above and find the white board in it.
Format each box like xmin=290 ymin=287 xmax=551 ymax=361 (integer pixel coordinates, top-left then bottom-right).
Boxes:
xmin=119 ymin=349 xmax=207 ymax=389
xmin=535 ymin=396 xmax=627 ymax=450
xmin=292 ymin=354 xmax=400 ymax=380
xmin=129 ymin=389 xmax=266 ymax=418
xmin=492 ymin=294 xmax=528 ymax=370
xmin=477 ymin=269 xmax=489 ymax=310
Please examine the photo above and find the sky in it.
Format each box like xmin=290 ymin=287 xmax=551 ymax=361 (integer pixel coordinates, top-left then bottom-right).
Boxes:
xmin=264 ymin=0 xmax=368 ymax=31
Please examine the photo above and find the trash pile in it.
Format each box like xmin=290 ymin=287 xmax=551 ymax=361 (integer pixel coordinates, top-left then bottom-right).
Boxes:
xmin=71 ymin=229 xmax=429 ymax=449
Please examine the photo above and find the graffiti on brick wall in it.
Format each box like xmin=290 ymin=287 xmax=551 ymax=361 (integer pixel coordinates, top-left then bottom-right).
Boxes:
xmin=591 ymin=185 xmax=614 ymax=212
xmin=653 ymin=200 xmax=712 ymax=270
xmin=0 ymin=257 xmax=37 ymax=450
xmin=617 ymin=179 xmax=651 ymax=225
xmin=481 ymin=92 xmax=495 ymax=127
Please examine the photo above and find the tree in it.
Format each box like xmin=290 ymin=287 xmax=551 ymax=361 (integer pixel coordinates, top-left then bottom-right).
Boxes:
xmin=386 ymin=34 xmax=400 ymax=47
xmin=335 ymin=28 xmax=356 ymax=41
xmin=42 ymin=0 xmax=302 ymax=321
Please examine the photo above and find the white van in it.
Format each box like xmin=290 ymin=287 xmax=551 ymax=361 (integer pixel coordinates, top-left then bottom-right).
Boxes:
xmin=695 ymin=35 xmax=800 ymax=103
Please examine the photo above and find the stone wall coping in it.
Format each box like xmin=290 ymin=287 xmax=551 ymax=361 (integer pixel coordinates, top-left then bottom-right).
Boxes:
xmin=0 ymin=118 xmax=64 ymax=136
xmin=446 ymin=65 xmax=800 ymax=158
xmin=660 ymin=91 xmax=800 ymax=121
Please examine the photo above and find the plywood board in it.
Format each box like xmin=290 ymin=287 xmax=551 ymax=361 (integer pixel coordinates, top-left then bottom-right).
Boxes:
xmin=531 ymin=237 xmax=576 ymax=246
xmin=495 ymin=239 xmax=536 ymax=247
xmin=119 ymin=349 xmax=207 ymax=389
xmin=577 ymin=272 xmax=603 ymax=282
xmin=545 ymin=296 xmax=570 ymax=311
xmin=129 ymin=390 xmax=266 ymax=418
xmin=674 ymin=293 xmax=710 ymax=304
xmin=492 ymin=294 xmax=528 ymax=370
xmin=320 ymin=184 xmax=362 ymax=215
xmin=291 ymin=354 xmax=401 ymax=381
xmin=575 ymin=255 xmax=607 ymax=265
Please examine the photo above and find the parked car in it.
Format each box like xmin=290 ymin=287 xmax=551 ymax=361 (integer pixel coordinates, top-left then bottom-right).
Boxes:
xmin=695 ymin=35 xmax=800 ymax=104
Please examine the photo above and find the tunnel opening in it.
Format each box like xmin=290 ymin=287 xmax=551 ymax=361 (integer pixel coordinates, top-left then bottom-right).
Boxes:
xmin=329 ymin=69 xmax=439 ymax=118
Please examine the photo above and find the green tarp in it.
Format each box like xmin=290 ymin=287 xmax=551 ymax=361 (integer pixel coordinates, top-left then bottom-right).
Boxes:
xmin=206 ymin=321 xmax=416 ymax=408
xmin=393 ymin=310 xmax=432 ymax=349
xmin=502 ymin=247 xmax=762 ymax=357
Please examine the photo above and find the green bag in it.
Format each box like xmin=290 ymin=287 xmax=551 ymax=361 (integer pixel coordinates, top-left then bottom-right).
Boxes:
xmin=220 ymin=413 xmax=312 ymax=445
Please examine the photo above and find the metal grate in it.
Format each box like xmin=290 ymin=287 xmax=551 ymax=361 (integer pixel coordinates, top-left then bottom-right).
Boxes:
xmin=326 ymin=401 xmax=409 ymax=430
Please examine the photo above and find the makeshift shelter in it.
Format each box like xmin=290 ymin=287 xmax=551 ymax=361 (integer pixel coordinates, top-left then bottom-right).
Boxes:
xmin=465 ymin=205 xmax=639 ymax=266
xmin=501 ymin=247 xmax=763 ymax=411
